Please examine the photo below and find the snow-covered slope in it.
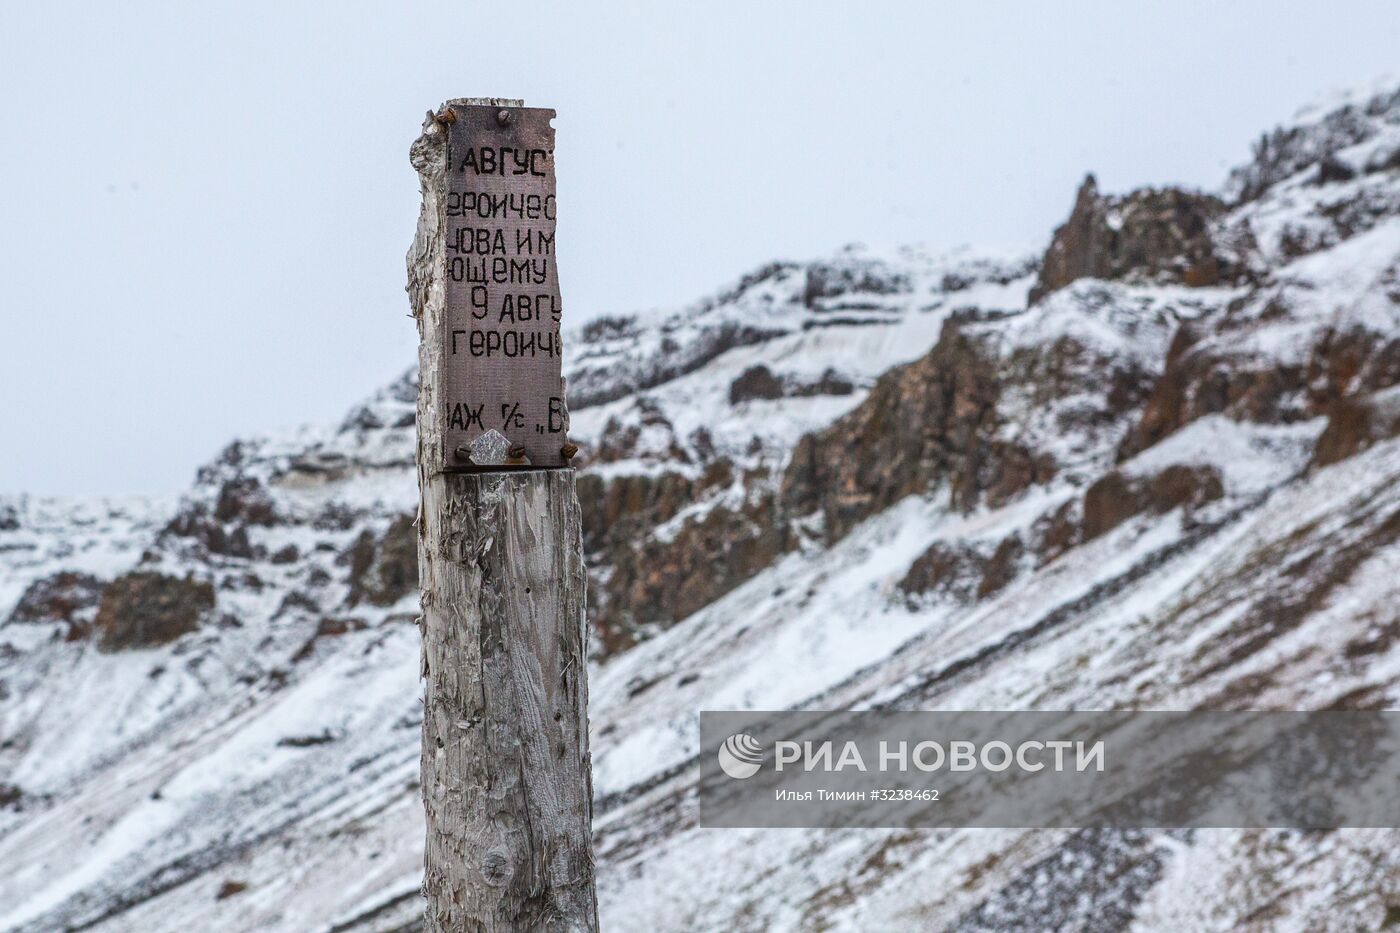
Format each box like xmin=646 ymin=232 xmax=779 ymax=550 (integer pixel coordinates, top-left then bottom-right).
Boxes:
xmin=3 ymin=83 xmax=1400 ymax=931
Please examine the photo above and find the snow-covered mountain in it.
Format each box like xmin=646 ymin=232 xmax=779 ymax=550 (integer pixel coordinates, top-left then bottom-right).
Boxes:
xmin=4 ymin=82 xmax=1400 ymax=931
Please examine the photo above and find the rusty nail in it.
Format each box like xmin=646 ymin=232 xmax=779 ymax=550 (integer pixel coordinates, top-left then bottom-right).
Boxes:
xmin=454 ymin=445 xmax=474 ymax=463
xmin=507 ymin=444 xmax=527 ymax=459
xmin=441 ymin=107 xmax=457 ymax=124
xmin=560 ymin=442 xmax=579 ymax=461
xmin=497 ymin=109 xmax=511 ymax=126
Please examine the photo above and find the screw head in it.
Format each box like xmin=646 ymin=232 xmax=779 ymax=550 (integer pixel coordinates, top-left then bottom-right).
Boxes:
xmin=506 ymin=444 xmax=527 ymax=459
xmin=496 ymin=109 xmax=511 ymax=126
xmin=453 ymin=445 xmax=473 ymax=463
xmin=560 ymin=442 xmax=579 ymax=461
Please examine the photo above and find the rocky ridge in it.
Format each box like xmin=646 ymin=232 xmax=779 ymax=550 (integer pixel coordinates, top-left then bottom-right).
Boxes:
xmin=2 ymin=83 xmax=1400 ymax=930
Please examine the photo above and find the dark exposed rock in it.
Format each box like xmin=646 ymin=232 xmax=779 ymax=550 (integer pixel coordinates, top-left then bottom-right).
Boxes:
xmin=1259 ymin=181 xmax=1400 ymax=262
xmin=791 ymin=368 xmax=857 ymax=397
xmin=1127 ymin=298 xmax=1400 ymax=458
xmin=578 ymin=463 xmax=788 ymax=655
xmin=161 ymin=503 xmax=261 ymax=560
xmin=1307 ymin=323 xmax=1400 ymax=410
xmin=782 ymin=321 xmax=1009 ymax=543
xmin=275 ymin=590 xmax=321 ymax=620
xmin=1312 ymin=390 xmax=1400 ymax=467
xmin=292 ymin=616 xmax=369 ymax=662
xmin=578 ymin=314 xmax=640 ymax=344
xmin=314 ymin=616 xmax=367 ymax=639
xmin=569 ymin=316 xmax=789 ymax=411
xmin=1082 ymin=473 xmax=1147 ymax=541
xmin=1082 ymin=466 xmax=1224 ymax=542
xmin=595 ymin=491 xmax=787 ymax=653
xmin=1226 ymin=88 xmax=1400 ymax=202
xmin=194 ymin=440 xmax=247 ymax=486
xmin=219 ymin=571 xmax=258 ymax=595
xmin=705 ymin=261 xmax=801 ymax=309
xmin=803 ymin=257 xmax=911 ymax=307
xmin=344 ymin=514 xmax=417 ymax=608
xmin=95 ymin=572 xmax=215 ymax=651
xmin=985 ymin=445 xmax=1059 ymax=512
xmin=896 ymin=529 xmax=1030 ymax=602
xmin=270 ymin=544 xmax=300 ymax=565
xmin=899 ymin=543 xmax=986 ymax=603
xmin=1032 ymin=500 xmax=1083 ymax=566
xmin=729 ymin=366 xmax=856 ymax=405
xmin=214 ymin=477 xmax=278 ymax=527
xmin=1029 ymin=175 xmax=1235 ymax=304
xmin=313 ymin=503 xmax=361 ymax=532
xmin=1149 ymin=465 xmax=1225 ymax=513
xmin=729 ymin=365 xmax=785 ymax=404
xmin=578 ymin=458 xmax=788 ymax=654
xmin=1315 ymin=154 xmax=1358 ymax=185
xmin=340 ymin=406 xmax=386 ymax=432
xmin=590 ymin=399 xmax=692 ymax=465
xmin=215 ymin=880 xmax=249 ymax=901
xmin=688 ymin=427 xmax=718 ymax=462
xmin=592 ymin=417 xmax=643 ymax=464
xmin=225 ymin=526 xmax=255 ymax=559
xmin=977 ymin=535 xmax=1025 ymax=599
xmin=576 ymin=471 xmax=695 ymax=557
xmin=1105 ymin=364 xmax=1157 ymax=417
xmin=1124 ymin=325 xmax=1311 ymax=458
xmin=286 ymin=451 xmax=355 ymax=483
xmin=276 ymin=730 xmax=339 ymax=748
xmin=6 ymin=572 xmax=104 ymax=627
xmin=337 ymin=370 xmax=417 ymax=434
xmin=0 ymin=503 xmax=18 ymax=531
xmin=815 ymin=292 xmax=1183 ymax=537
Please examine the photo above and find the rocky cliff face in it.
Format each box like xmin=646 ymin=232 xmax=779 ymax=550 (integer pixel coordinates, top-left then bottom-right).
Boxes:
xmin=4 ymin=83 xmax=1400 ymax=932
xmin=1028 ymin=175 xmax=1238 ymax=303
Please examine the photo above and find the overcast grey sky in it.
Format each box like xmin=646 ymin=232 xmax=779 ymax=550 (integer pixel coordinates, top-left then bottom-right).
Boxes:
xmin=2 ymin=2 xmax=1398 ymax=496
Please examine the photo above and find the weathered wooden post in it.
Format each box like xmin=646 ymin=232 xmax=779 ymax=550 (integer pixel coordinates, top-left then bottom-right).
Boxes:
xmin=407 ymin=97 xmax=599 ymax=932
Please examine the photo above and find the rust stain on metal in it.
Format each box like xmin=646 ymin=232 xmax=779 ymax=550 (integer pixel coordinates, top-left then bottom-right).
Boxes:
xmin=440 ymin=104 xmax=567 ymax=471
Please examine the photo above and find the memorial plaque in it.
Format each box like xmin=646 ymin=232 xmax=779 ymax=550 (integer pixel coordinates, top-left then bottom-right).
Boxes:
xmin=441 ymin=104 xmax=567 ymax=470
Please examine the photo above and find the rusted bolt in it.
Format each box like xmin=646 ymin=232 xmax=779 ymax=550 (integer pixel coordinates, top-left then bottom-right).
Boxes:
xmin=496 ymin=109 xmax=511 ymax=126
xmin=453 ymin=445 xmax=474 ymax=463
xmin=560 ymin=442 xmax=579 ymax=461
xmin=430 ymin=107 xmax=457 ymax=126
xmin=507 ymin=443 xmax=527 ymax=460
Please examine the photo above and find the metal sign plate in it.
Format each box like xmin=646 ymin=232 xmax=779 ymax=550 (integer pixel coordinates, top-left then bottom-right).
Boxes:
xmin=442 ymin=105 xmax=567 ymax=470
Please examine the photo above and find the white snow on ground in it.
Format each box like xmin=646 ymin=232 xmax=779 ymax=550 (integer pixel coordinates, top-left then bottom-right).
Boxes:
xmin=1119 ymin=415 xmax=1320 ymax=495
xmin=4 ymin=81 xmax=1400 ymax=932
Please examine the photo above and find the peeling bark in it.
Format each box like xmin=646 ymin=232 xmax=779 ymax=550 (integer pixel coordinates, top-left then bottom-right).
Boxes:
xmin=409 ymin=99 xmax=598 ymax=932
